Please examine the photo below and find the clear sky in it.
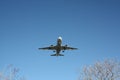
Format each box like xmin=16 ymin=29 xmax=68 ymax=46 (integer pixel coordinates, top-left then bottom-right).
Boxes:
xmin=0 ymin=0 xmax=120 ymax=80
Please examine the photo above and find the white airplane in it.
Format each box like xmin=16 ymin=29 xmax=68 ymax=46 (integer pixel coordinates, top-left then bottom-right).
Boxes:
xmin=38 ymin=37 xmax=77 ymax=56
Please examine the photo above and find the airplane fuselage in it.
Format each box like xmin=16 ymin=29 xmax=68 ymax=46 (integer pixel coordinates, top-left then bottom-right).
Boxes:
xmin=57 ymin=36 xmax=62 ymax=46
xmin=55 ymin=37 xmax=62 ymax=56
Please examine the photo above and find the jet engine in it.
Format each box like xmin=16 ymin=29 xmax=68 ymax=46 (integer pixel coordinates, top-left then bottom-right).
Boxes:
xmin=65 ymin=44 xmax=67 ymax=47
xmin=51 ymin=45 xmax=53 ymax=46
xmin=62 ymin=51 xmax=65 ymax=52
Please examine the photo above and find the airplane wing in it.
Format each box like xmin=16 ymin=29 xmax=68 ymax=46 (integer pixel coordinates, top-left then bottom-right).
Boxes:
xmin=61 ymin=46 xmax=77 ymax=50
xmin=38 ymin=46 xmax=56 ymax=50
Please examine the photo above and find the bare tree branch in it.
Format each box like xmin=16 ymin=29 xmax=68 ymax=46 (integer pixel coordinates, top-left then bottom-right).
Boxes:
xmin=0 ymin=65 xmax=25 ymax=80
xmin=79 ymin=59 xmax=120 ymax=80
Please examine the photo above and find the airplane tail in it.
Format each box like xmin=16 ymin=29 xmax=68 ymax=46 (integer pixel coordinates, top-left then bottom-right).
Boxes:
xmin=51 ymin=54 xmax=64 ymax=56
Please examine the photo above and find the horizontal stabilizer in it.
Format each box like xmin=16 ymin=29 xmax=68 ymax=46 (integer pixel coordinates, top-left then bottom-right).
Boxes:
xmin=51 ymin=54 xmax=64 ymax=56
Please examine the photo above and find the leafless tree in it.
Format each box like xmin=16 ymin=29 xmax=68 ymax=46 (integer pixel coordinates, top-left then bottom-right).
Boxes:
xmin=0 ymin=64 xmax=25 ymax=80
xmin=79 ymin=59 xmax=120 ymax=80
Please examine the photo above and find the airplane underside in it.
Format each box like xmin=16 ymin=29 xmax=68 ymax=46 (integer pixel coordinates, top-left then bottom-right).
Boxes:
xmin=39 ymin=36 xmax=77 ymax=56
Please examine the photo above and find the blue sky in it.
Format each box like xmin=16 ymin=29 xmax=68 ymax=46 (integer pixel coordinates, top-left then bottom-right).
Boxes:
xmin=0 ymin=0 xmax=120 ymax=80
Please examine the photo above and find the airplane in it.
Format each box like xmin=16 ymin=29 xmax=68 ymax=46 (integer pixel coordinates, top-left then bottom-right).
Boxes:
xmin=38 ymin=37 xmax=77 ymax=56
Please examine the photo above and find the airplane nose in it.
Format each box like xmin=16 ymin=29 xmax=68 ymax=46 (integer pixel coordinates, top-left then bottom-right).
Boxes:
xmin=58 ymin=36 xmax=62 ymax=40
